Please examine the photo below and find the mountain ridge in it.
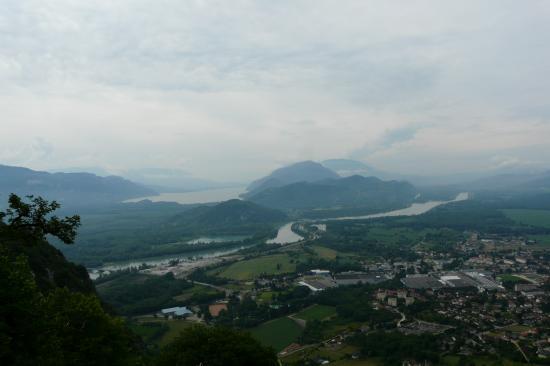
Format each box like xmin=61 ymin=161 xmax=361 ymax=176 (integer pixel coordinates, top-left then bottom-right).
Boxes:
xmin=245 ymin=175 xmax=417 ymax=215
xmin=0 ymin=164 xmax=157 ymax=207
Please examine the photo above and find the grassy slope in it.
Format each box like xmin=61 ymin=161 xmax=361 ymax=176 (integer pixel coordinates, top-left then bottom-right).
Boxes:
xmin=311 ymin=245 xmax=338 ymax=260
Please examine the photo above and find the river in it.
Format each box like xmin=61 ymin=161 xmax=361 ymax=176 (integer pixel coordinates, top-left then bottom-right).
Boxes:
xmin=266 ymin=222 xmax=304 ymax=244
xmin=91 ymin=192 xmax=468 ymax=276
xmin=88 ymin=244 xmax=252 ymax=279
xmin=267 ymin=192 xmax=469 ymax=245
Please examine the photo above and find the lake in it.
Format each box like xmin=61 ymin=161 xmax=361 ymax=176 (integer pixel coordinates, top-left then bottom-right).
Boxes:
xmin=124 ymin=186 xmax=246 ymax=204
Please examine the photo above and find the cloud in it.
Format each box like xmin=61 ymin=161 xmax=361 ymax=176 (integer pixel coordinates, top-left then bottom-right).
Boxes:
xmin=0 ymin=1 xmax=549 ymax=180
xmin=379 ymin=126 xmax=420 ymax=148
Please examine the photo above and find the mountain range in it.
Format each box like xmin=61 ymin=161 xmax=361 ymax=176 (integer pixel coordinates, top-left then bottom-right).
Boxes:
xmin=245 ymin=175 xmax=417 ymax=216
xmin=0 ymin=164 xmax=157 ymax=208
xmin=455 ymin=170 xmax=550 ymax=192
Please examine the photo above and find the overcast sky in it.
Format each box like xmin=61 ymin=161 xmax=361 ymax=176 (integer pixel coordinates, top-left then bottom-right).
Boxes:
xmin=1 ymin=0 xmax=549 ymax=181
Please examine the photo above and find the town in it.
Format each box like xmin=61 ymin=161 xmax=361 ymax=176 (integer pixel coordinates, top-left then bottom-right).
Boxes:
xmin=97 ymin=223 xmax=550 ymax=366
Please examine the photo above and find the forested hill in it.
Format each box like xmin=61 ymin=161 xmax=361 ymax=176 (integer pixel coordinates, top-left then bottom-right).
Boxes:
xmin=167 ymin=199 xmax=287 ymax=231
xmin=245 ymin=175 xmax=417 ymax=214
xmin=0 ymin=164 xmax=157 ymax=207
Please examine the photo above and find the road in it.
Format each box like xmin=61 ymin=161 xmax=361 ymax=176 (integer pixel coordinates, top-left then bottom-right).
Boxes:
xmin=191 ymin=281 xmax=234 ymax=296
xmin=511 ymin=340 xmax=530 ymax=363
xmin=397 ymin=310 xmax=406 ymax=327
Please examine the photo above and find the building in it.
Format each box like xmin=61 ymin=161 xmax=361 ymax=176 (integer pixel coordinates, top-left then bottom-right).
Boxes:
xmin=334 ymin=271 xmax=388 ymax=286
xmin=161 ymin=306 xmax=192 ymax=319
xmin=299 ymin=277 xmax=337 ymax=292
xmin=401 ymin=274 xmax=444 ymax=290
xmin=514 ymin=283 xmax=538 ymax=292
xmin=309 ymin=269 xmax=331 ymax=277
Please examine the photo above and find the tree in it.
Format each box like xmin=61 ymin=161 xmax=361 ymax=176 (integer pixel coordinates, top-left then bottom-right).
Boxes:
xmin=0 ymin=249 xmax=47 ymax=365
xmin=0 ymin=195 xmax=92 ymax=293
xmin=41 ymin=288 xmax=140 ymax=366
xmin=156 ymin=325 xmax=278 ymax=366
xmin=1 ymin=194 xmax=80 ymax=244
xmin=0 ymin=248 xmax=141 ymax=366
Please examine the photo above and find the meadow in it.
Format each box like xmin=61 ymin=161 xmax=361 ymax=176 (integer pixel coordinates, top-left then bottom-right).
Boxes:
xmin=502 ymin=209 xmax=550 ymax=229
xmin=249 ymin=317 xmax=303 ymax=351
xmin=294 ymin=304 xmax=337 ymax=322
xmin=213 ymin=254 xmax=297 ymax=280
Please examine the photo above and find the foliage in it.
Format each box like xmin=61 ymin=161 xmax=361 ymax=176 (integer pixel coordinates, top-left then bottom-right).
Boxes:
xmin=300 ymin=319 xmax=325 ymax=344
xmin=0 ymin=248 xmax=140 ymax=366
xmin=1 ymin=193 xmax=80 ymax=244
xmin=0 ymin=195 xmax=93 ymax=293
xmin=315 ymin=285 xmax=398 ymax=326
xmin=97 ymin=272 xmax=193 ymax=316
xmin=59 ymin=199 xmax=282 ymax=266
xmin=351 ymin=331 xmax=440 ymax=365
xmin=156 ymin=325 xmax=278 ymax=366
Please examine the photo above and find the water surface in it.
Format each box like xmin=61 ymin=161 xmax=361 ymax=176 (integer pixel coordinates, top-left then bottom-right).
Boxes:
xmin=187 ymin=236 xmax=249 ymax=244
xmin=124 ymin=186 xmax=246 ymax=204
xmin=266 ymin=192 xmax=469 ymax=245
xmin=266 ymin=222 xmax=304 ymax=244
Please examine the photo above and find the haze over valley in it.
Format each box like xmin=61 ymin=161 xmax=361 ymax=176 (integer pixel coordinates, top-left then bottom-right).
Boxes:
xmin=2 ymin=2 xmax=550 ymax=366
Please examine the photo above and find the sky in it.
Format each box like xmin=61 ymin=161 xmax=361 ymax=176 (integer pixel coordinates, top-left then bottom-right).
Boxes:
xmin=1 ymin=0 xmax=549 ymax=182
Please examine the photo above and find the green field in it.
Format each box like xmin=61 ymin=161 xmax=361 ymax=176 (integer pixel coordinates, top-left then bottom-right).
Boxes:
xmin=294 ymin=304 xmax=337 ymax=322
xmin=249 ymin=317 xmax=303 ymax=351
xmin=173 ymin=284 xmax=223 ymax=303
xmin=502 ymin=209 xmax=550 ymax=228
xmin=528 ymin=234 xmax=550 ymax=247
xmin=497 ymin=274 xmax=526 ymax=283
xmin=216 ymin=254 xmax=296 ymax=280
xmin=311 ymin=245 xmax=338 ymax=260
xmin=257 ymin=291 xmax=276 ymax=303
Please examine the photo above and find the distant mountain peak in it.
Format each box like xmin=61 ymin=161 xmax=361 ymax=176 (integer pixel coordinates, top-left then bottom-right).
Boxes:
xmin=245 ymin=160 xmax=340 ymax=195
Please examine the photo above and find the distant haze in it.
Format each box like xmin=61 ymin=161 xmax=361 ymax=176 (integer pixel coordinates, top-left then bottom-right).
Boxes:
xmin=1 ymin=1 xmax=549 ymax=182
